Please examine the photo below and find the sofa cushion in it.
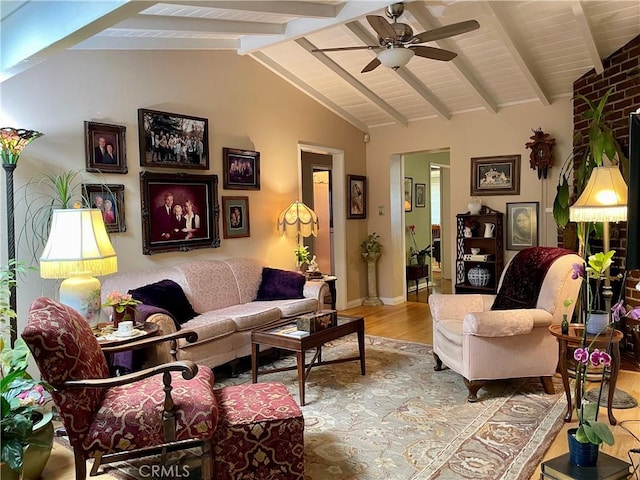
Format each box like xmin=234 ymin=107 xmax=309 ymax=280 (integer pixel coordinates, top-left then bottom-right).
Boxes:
xmin=214 ymin=304 xmax=282 ymax=331
xmin=256 ymin=268 xmax=305 ymax=301
xmin=252 ymin=299 xmax=318 ymax=318
xmin=180 ymin=314 xmax=237 ymax=344
xmin=129 ymin=279 xmax=198 ymax=324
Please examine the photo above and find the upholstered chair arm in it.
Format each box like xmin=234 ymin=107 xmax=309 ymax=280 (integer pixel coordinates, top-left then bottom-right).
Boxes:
xmin=463 ymin=309 xmax=553 ymax=337
xmin=428 ymin=293 xmax=495 ymax=321
xmin=303 ymin=280 xmax=329 ymax=306
xmin=58 ymin=360 xmax=199 ymax=389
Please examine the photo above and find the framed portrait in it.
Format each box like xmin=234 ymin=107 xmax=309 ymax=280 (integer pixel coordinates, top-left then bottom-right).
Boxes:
xmin=84 ymin=121 xmax=127 ymax=174
xmin=222 ymin=147 xmax=260 ymax=190
xmin=347 ymin=174 xmax=366 ymax=219
xmin=506 ymin=201 xmax=539 ymax=250
xmin=415 ymin=183 xmax=426 ymax=208
xmin=222 ymin=196 xmax=250 ymax=238
xmin=404 ymin=177 xmax=413 ymax=212
xmin=82 ymin=183 xmax=126 ymax=233
xmin=470 ymin=155 xmax=521 ymax=196
xmin=139 ymin=171 xmax=220 ymax=255
xmin=138 ymin=108 xmax=209 ymax=169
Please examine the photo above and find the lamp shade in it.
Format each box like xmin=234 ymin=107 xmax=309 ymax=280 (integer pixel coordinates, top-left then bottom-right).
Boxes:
xmin=40 ymin=208 xmax=118 ymax=278
xmin=569 ymin=166 xmax=628 ymax=222
xmin=377 ymin=47 xmax=414 ymax=70
xmin=277 ymin=201 xmax=318 ymax=238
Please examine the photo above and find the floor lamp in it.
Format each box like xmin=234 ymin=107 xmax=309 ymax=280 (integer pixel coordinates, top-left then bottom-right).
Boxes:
xmin=277 ymin=201 xmax=319 ymax=267
xmin=39 ymin=208 xmax=118 ymax=327
xmin=1 ymin=127 xmax=43 ymax=346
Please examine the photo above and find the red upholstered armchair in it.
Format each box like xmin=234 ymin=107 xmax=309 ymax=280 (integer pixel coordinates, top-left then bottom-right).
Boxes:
xmin=22 ymin=297 xmax=218 ymax=479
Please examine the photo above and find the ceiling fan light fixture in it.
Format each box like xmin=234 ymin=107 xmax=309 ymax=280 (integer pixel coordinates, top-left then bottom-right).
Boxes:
xmin=377 ymin=47 xmax=414 ymax=70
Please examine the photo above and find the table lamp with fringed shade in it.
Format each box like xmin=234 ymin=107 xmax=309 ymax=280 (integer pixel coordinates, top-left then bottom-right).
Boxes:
xmin=40 ymin=209 xmax=118 ymax=326
xmin=277 ymin=201 xmax=318 ymax=238
xmin=569 ymin=165 xmax=628 ymax=314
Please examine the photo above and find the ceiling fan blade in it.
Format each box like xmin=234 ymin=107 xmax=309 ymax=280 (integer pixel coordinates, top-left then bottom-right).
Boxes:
xmin=361 ymin=58 xmax=381 ymax=73
xmin=412 ymin=46 xmax=457 ymax=61
xmin=366 ymin=15 xmax=397 ymax=41
xmin=413 ymin=20 xmax=480 ymax=43
xmin=312 ymin=45 xmax=381 ymax=53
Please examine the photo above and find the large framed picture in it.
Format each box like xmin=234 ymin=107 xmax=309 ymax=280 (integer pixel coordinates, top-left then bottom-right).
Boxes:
xmin=138 ymin=108 xmax=209 ymax=169
xmin=347 ymin=174 xmax=366 ymax=219
xmin=222 ymin=196 xmax=250 ymax=238
xmin=82 ymin=183 xmax=126 ymax=233
xmin=506 ymin=201 xmax=539 ymax=250
xmin=222 ymin=147 xmax=260 ymax=190
xmin=139 ymin=171 xmax=220 ymax=255
xmin=415 ymin=183 xmax=426 ymax=208
xmin=470 ymin=155 xmax=521 ymax=196
xmin=404 ymin=177 xmax=413 ymax=212
xmin=84 ymin=121 xmax=127 ymax=174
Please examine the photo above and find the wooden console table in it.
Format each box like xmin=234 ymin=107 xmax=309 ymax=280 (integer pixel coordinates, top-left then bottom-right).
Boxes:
xmin=406 ymin=264 xmax=429 ymax=298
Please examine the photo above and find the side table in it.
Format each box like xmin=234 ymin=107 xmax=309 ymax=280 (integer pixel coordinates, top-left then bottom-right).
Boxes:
xmin=96 ymin=322 xmax=159 ymax=374
xmin=548 ymin=324 xmax=622 ymax=425
xmin=309 ymin=275 xmax=337 ymax=310
xmin=406 ymin=264 xmax=429 ymax=298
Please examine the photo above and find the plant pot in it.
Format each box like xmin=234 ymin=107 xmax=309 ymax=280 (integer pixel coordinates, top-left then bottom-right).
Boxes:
xmin=0 ymin=462 xmax=21 ymax=480
xmin=23 ymin=410 xmax=54 ymax=480
xmin=586 ymin=311 xmax=609 ymax=335
xmin=113 ymin=305 xmax=137 ymax=328
xmin=567 ymin=427 xmax=599 ymax=467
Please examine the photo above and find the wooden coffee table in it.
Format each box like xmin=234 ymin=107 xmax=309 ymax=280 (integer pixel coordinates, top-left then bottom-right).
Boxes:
xmin=251 ymin=315 xmax=365 ymax=406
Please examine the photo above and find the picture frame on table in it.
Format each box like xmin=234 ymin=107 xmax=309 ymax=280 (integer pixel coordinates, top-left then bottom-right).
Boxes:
xmin=347 ymin=174 xmax=366 ymax=219
xmin=137 ymin=108 xmax=209 ymax=169
xmin=85 ymin=121 xmax=127 ymax=174
xmin=139 ymin=171 xmax=220 ymax=255
xmin=506 ymin=201 xmax=539 ymax=250
xmin=470 ymin=155 xmax=521 ymax=196
xmin=404 ymin=177 xmax=413 ymax=212
xmin=415 ymin=183 xmax=426 ymax=208
xmin=82 ymin=183 xmax=126 ymax=233
xmin=222 ymin=196 xmax=250 ymax=238
xmin=222 ymin=147 xmax=260 ymax=190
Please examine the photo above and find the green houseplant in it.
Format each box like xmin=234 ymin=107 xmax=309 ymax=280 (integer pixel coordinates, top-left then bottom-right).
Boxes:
xmin=361 ymin=232 xmax=382 ymax=260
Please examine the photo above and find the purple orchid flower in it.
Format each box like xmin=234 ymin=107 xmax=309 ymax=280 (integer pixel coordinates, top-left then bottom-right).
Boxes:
xmin=574 ymin=347 xmax=589 ymax=364
xmin=630 ymin=307 xmax=640 ymax=320
xmin=571 ymin=263 xmax=584 ymax=280
xmin=589 ymin=348 xmax=612 ymax=367
xmin=611 ymin=300 xmax=626 ymax=323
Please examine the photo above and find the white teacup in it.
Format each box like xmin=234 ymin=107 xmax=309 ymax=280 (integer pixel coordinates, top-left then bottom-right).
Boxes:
xmin=471 ymin=248 xmax=481 ymax=255
xmin=118 ymin=321 xmax=134 ymax=334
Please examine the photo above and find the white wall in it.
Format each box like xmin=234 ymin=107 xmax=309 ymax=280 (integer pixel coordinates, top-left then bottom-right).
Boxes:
xmin=0 ymin=49 xmax=366 ymax=331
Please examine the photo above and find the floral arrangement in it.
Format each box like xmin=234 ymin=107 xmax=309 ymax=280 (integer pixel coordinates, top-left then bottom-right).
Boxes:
xmin=407 ymin=225 xmax=431 ymax=262
xmin=102 ymin=291 xmax=141 ymax=313
xmin=361 ymin=232 xmax=382 ymax=255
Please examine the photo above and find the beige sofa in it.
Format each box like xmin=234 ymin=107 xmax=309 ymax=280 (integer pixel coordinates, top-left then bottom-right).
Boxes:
xmin=102 ymin=257 xmax=327 ymax=369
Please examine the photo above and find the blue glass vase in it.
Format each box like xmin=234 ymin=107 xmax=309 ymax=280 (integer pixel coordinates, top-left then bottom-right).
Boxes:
xmin=567 ymin=427 xmax=599 ymax=466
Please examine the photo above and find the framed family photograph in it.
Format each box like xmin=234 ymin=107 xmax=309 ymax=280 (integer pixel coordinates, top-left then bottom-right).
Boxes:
xmin=138 ymin=108 xmax=209 ymax=169
xmin=506 ymin=201 xmax=539 ymax=250
xmin=470 ymin=155 xmax=521 ymax=196
xmin=82 ymin=183 xmax=126 ymax=233
xmin=404 ymin=177 xmax=413 ymax=212
xmin=222 ymin=196 xmax=250 ymax=238
xmin=222 ymin=147 xmax=260 ymax=190
xmin=139 ymin=171 xmax=220 ymax=255
xmin=347 ymin=174 xmax=366 ymax=219
xmin=415 ymin=183 xmax=426 ymax=208
xmin=84 ymin=121 xmax=127 ymax=174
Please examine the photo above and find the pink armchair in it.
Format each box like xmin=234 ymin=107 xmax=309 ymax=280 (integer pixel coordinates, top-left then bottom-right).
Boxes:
xmin=429 ymin=247 xmax=582 ymax=401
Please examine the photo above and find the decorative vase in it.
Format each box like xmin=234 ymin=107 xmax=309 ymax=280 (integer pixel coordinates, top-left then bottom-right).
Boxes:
xmin=23 ymin=410 xmax=54 ymax=480
xmin=586 ymin=311 xmax=609 ymax=335
xmin=468 ymin=199 xmax=482 ymax=215
xmin=467 ymin=265 xmax=491 ymax=287
xmin=113 ymin=305 xmax=137 ymax=327
xmin=567 ymin=427 xmax=599 ymax=467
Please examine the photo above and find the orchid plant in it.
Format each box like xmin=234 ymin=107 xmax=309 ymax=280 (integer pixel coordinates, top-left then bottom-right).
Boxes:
xmin=407 ymin=225 xmax=431 ymax=263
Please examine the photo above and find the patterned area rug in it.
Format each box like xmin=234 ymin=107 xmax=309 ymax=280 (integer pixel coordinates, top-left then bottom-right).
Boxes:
xmin=59 ymin=335 xmax=566 ymax=479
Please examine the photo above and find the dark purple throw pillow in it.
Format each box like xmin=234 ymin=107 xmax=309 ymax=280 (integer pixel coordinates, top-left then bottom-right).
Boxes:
xmin=128 ymin=279 xmax=198 ymax=324
xmin=256 ymin=267 xmax=305 ymax=301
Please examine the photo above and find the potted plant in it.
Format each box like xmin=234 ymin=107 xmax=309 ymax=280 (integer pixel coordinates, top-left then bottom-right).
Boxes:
xmin=293 ymin=245 xmax=311 ymax=272
xmin=0 ymin=262 xmax=53 ymax=479
xmin=102 ymin=291 xmax=142 ymax=327
xmin=361 ymin=232 xmax=382 ymax=261
xmin=407 ymin=225 xmax=432 ymax=265
xmin=361 ymin=233 xmax=383 ymax=306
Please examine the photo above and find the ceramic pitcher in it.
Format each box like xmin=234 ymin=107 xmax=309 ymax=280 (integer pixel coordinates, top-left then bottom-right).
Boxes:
xmin=484 ymin=223 xmax=495 ymax=238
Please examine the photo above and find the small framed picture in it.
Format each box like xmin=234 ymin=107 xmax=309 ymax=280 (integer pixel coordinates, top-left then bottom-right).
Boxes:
xmin=85 ymin=121 xmax=127 ymax=174
xmin=404 ymin=177 xmax=413 ymax=212
xmin=223 ymin=147 xmax=260 ymax=190
xmin=222 ymin=196 xmax=250 ymax=238
xmin=82 ymin=183 xmax=126 ymax=233
xmin=347 ymin=174 xmax=366 ymax=219
xmin=138 ymin=108 xmax=209 ymax=169
xmin=506 ymin=202 xmax=539 ymax=250
xmin=415 ymin=183 xmax=426 ymax=208
xmin=470 ymin=155 xmax=521 ymax=196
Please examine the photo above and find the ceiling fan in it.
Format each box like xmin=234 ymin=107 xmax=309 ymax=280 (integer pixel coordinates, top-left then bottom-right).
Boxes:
xmin=312 ymin=3 xmax=479 ymax=73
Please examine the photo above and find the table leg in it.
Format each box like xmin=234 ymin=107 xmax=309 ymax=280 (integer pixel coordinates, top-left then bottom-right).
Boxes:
xmin=251 ymin=343 xmax=259 ymax=384
xmin=357 ymin=325 xmax=366 ymax=375
xmin=297 ymin=350 xmax=306 ymax=406
xmin=607 ymin=342 xmax=620 ymax=425
xmin=558 ymin=339 xmax=572 ymax=422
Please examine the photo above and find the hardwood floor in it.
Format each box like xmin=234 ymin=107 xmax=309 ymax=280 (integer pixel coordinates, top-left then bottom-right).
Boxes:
xmin=43 ymin=279 xmax=640 ymax=479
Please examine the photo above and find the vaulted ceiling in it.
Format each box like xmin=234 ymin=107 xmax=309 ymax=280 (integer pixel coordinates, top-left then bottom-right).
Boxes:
xmin=2 ymin=1 xmax=639 ymax=132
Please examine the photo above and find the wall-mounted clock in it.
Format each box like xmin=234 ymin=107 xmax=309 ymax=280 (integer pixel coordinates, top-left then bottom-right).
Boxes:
xmin=525 ymin=128 xmax=556 ymax=179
